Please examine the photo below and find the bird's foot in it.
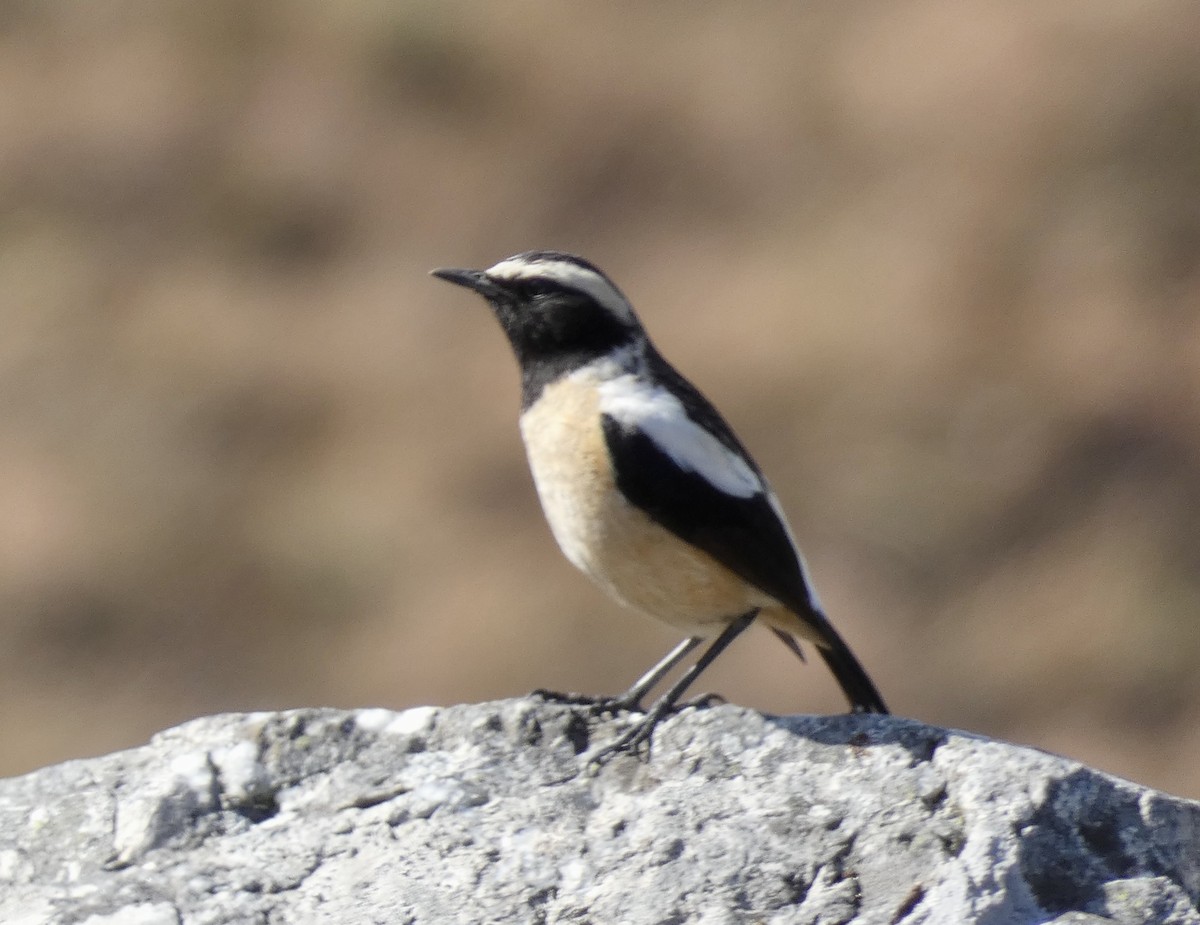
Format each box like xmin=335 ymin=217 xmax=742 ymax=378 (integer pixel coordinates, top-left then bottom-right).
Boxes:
xmin=530 ymin=688 xmax=644 ymax=718
xmin=530 ymin=688 xmax=600 ymax=706
xmin=582 ymin=689 xmax=728 ymax=770
xmin=585 ymin=698 xmax=674 ymax=769
xmin=677 ymin=691 xmax=726 ymax=710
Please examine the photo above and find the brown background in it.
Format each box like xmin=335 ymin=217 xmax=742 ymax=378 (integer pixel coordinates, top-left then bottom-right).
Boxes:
xmin=2 ymin=2 xmax=1199 ymax=798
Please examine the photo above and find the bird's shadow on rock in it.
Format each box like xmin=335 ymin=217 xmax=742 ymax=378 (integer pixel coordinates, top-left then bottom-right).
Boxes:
xmin=762 ymin=711 xmax=964 ymax=767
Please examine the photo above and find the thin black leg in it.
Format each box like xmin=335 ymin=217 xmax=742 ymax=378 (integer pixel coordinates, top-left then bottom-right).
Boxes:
xmin=532 ymin=636 xmax=704 ymax=715
xmin=617 ymin=636 xmax=704 ymax=708
xmin=588 ymin=609 xmax=758 ymax=766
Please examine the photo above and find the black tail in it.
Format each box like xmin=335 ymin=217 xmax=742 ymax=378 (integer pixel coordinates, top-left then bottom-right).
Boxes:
xmin=816 ymin=638 xmax=889 ymax=714
xmin=771 ymin=623 xmax=889 ymax=714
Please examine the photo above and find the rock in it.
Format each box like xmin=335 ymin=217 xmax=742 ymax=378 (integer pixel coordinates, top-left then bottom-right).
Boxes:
xmin=0 ymin=700 xmax=1197 ymax=924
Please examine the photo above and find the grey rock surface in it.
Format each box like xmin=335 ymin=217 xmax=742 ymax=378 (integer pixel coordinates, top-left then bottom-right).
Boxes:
xmin=0 ymin=700 xmax=1197 ymax=925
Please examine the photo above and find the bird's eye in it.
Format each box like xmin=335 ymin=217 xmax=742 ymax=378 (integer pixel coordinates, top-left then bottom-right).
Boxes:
xmin=516 ymin=279 xmax=560 ymax=299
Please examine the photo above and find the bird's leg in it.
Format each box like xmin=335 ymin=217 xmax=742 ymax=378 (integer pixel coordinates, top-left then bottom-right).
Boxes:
xmin=532 ymin=636 xmax=703 ymax=715
xmin=609 ymin=636 xmax=704 ymax=712
xmin=588 ymin=610 xmax=757 ymax=766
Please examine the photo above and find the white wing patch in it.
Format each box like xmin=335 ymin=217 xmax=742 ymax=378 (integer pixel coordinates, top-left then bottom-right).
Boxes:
xmin=596 ymin=374 xmax=763 ymax=499
xmin=486 ymin=256 xmax=636 ymax=323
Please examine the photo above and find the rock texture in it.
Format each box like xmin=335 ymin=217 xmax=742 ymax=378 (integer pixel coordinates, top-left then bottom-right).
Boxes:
xmin=0 ymin=700 xmax=1197 ymax=924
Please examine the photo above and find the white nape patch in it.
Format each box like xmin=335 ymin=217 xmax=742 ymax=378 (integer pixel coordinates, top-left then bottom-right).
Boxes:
xmin=587 ymin=341 xmax=642 ymax=379
xmin=597 ymin=374 xmax=763 ymax=498
xmin=486 ymin=256 xmax=636 ymax=323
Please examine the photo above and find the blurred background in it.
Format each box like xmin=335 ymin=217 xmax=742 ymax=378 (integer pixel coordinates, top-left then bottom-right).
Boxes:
xmin=1 ymin=1 xmax=1199 ymax=797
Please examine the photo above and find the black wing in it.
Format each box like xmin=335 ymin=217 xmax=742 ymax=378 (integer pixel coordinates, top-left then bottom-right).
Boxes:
xmin=599 ymin=414 xmax=817 ymax=620
xmin=605 ymin=349 xmax=890 ymax=714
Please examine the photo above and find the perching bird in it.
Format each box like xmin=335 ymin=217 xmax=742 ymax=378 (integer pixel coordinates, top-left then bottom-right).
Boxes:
xmin=432 ymin=251 xmax=888 ymax=756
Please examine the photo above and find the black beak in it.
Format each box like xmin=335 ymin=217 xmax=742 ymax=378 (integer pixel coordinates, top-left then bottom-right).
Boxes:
xmin=430 ymin=267 xmax=505 ymax=299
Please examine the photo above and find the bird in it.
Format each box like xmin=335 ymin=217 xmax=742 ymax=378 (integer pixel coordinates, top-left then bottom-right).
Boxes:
xmin=431 ymin=250 xmax=888 ymax=758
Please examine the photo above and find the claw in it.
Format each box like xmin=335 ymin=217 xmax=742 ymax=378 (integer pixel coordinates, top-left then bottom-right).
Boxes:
xmin=531 ymin=688 xmax=645 ymax=718
xmin=585 ymin=700 xmax=672 ymax=769
xmin=530 ymin=688 xmax=602 ymax=706
xmin=678 ymin=691 xmax=726 ymax=709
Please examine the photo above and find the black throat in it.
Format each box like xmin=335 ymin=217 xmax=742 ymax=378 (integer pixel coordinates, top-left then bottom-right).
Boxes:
xmin=488 ymin=294 xmax=638 ymax=409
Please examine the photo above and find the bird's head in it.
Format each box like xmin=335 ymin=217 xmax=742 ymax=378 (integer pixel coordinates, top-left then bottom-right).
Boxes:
xmin=432 ymin=251 xmax=643 ymax=369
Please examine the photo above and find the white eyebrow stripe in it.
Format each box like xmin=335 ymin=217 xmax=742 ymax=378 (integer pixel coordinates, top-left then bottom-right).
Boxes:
xmin=596 ymin=374 xmax=763 ymax=498
xmin=486 ymin=257 xmax=636 ymax=323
